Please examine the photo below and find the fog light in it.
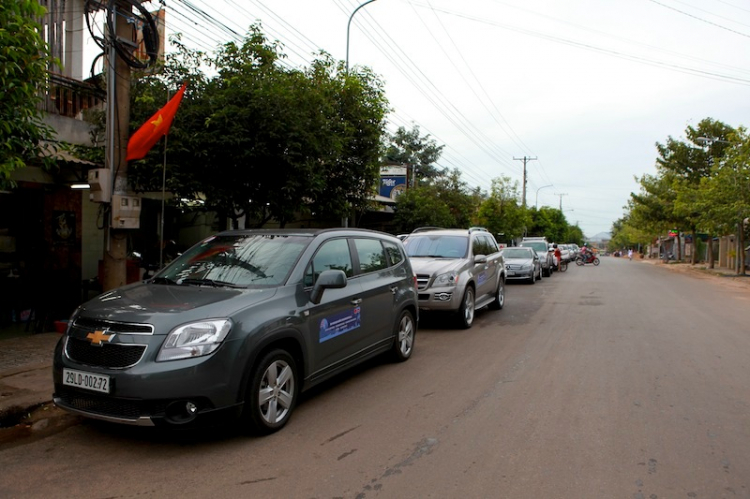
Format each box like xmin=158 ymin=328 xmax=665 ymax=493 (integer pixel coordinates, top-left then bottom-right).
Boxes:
xmin=434 ymin=292 xmax=452 ymax=301
xmin=186 ymin=401 xmax=197 ymax=414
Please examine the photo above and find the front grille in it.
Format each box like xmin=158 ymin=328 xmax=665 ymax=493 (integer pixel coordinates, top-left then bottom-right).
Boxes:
xmin=416 ymin=274 xmax=431 ymax=291
xmin=66 ymin=337 xmax=146 ymax=368
xmin=73 ymin=317 xmax=154 ymax=334
xmin=56 ymin=389 xmax=165 ymax=420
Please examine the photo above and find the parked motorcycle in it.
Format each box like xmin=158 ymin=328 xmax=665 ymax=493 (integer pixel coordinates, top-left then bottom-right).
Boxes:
xmin=575 ymin=254 xmax=600 ymax=266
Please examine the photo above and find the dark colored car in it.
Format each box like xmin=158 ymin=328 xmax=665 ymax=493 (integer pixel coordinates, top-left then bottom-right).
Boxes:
xmin=500 ymin=247 xmax=541 ymax=283
xmin=53 ymin=228 xmax=418 ymax=434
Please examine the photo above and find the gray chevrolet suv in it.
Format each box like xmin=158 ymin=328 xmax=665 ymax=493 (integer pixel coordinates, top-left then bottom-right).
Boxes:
xmin=402 ymin=227 xmax=505 ymax=329
xmin=53 ymin=228 xmax=418 ymax=434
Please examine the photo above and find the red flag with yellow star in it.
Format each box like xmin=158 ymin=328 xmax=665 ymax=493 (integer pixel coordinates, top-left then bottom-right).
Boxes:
xmin=126 ymin=82 xmax=187 ymax=161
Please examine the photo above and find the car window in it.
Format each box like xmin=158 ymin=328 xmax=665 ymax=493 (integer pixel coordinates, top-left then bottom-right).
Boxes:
xmin=502 ymin=248 xmax=532 ymax=259
xmin=353 ymin=238 xmax=388 ymax=274
xmin=403 ymin=235 xmax=468 ymax=258
xmin=521 ymin=241 xmax=547 ymax=253
xmin=163 ymin=234 xmax=309 ymax=287
xmin=483 ymin=235 xmax=499 ymax=254
xmin=303 ymin=238 xmax=353 ymax=286
xmin=383 ymin=240 xmax=404 ymax=266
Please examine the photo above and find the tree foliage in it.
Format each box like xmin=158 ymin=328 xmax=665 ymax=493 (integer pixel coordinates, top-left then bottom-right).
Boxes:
xmin=474 ymin=176 xmax=528 ymax=242
xmin=0 ymin=0 xmax=57 ymax=187
xmin=384 ymin=124 xmax=445 ymax=183
xmin=393 ymin=169 xmax=478 ymax=232
xmin=127 ymin=27 xmax=389 ymax=228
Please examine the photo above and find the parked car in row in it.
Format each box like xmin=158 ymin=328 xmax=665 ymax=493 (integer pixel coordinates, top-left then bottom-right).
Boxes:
xmin=500 ymin=247 xmax=541 ymax=284
xmin=54 ymin=228 xmax=418 ymax=434
xmin=519 ymin=237 xmax=555 ymax=277
xmin=402 ymin=227 xmax=506 ymax=329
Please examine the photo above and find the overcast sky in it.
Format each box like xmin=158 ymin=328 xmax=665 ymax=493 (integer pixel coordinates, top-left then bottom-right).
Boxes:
xmin=101 ymin=0 xmax=750 ymax=238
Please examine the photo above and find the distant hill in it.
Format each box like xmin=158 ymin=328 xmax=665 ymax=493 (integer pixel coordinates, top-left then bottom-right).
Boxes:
xmin=588 ymin=232 xmax=611 ymax=242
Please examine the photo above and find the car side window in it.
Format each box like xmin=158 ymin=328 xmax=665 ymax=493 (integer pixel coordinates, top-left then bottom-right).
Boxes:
xmin=472 ymin=236 xmax=490 ymax=256
xmin=483 ymin=235 xmax=499 ymax=254
xmin=353 ymin=238 xmax=388 ymax=274
xmin=383 ymin=241 xmax=403 ymax=266
xmin=303 ymin=238 xmax=353 ymax=286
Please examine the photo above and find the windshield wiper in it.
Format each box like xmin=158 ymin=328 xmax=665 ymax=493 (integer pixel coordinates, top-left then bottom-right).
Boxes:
xmin=179 ymin=278 xmax=246 ymax=289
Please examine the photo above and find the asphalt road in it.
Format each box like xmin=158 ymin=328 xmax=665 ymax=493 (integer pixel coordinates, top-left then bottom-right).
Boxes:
xmin=0 ymin=258 xmax=748 ymax=499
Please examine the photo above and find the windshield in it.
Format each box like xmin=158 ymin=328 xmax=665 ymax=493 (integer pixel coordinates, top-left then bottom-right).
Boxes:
xmin=520 ymin=241 xmax=547 ymax=253
xmin=403 ymin=235 xmax=468 ymax=258
xmin=502 ymin=248 xmax=533 ymax=259
xmin=157 ymin=234 xmax=311 ymax=287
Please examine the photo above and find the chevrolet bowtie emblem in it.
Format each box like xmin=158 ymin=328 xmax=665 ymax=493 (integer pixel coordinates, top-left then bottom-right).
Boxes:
xmin=87 ymin=329 xmax=114 ymax=346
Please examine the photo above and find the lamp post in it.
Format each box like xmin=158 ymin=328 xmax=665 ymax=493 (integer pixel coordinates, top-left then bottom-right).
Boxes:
xmin=346 ymin=0 xmax=377 ymax=73
xmin=342 ymin=0 xmax=377 ymax=228
xmin=535 ymin=184 xmax=552 ymax=209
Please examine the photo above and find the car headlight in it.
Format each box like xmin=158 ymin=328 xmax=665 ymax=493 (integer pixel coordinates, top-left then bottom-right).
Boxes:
xmin=433 ymin=271 xmax=458 ymax=287
xmin=520 ymin=264 xmax=531 ymax=270
xmin=157 ymin=319 xmax=232 ymax=362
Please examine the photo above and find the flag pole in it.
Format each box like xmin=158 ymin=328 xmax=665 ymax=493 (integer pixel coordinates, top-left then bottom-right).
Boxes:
xmin=159 ymin=88 xmax=170 ymax=270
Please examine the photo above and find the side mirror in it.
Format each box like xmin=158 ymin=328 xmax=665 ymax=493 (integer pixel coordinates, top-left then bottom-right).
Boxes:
xmin=310 ymin=270 xmax=347 ymax=304
xmin=474 ymin=255 xmax=488 ymax=264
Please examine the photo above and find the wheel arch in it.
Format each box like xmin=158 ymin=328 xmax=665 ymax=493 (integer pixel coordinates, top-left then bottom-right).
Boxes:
xmin=236 ymin=331 xmax=306 ymax=404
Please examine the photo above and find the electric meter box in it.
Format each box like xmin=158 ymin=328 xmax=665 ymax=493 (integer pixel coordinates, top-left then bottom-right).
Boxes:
xmin=88 ymin=168 xmax=111 ymax=203
xmin=111 ymin=194 xmax=141 ymax=229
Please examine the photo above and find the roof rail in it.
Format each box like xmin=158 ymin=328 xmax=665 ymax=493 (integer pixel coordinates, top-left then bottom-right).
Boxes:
xmin=468 ymin=226 xmax=488 ymax=233
xmin=411 ymin=226 xmax=443 ymax=233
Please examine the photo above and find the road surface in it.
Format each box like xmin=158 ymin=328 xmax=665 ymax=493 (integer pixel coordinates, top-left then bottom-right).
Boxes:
xmin=0 ymin=257 xmax=748 ymax=498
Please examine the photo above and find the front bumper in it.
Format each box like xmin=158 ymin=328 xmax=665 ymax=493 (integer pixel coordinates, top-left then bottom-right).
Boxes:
xmin=52 ymin=334 xmax=245 ymax=427
xmin=416 ymin=286 xmax=464 ymax=311
xmin=506 ymin=268 xmax=534 ymax=280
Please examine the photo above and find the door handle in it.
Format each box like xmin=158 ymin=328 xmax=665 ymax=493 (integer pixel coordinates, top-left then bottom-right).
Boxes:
xmin=390 ymin=286 xmax=398 ymax=295
xmin=351 ymin=298 xmax=362 ymax=305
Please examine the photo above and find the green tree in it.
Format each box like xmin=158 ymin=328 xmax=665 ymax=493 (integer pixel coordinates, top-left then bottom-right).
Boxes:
xmin=475 ymin=176 xmax=528 ymax=241
xmin=394 ymin=169 xmax=479 ymax=232
xmin=127 ymin=27 xmax=388 ymax=228
xmin=384 ymin=124 xmax=445 ymax=185
xmin=0 ymin=0 xmax=57 ymax=187
xmin=656 ymin=118 xmax=734 ymax=263
xmin=698 ymin=127 xmax=750 ymax=274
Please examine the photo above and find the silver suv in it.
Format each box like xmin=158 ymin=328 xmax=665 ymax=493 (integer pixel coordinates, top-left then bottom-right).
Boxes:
xmin=519 ymin=237 xmax=555 ymax=277
xmin=53 ymin=228 xmax=418 ymax=434
xmin=402 ymin=227 xmax=506 ymax=329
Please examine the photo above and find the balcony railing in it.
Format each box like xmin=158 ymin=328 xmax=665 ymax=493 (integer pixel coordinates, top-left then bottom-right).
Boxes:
xmin=39 ymin=73 xmax=106 ymax=120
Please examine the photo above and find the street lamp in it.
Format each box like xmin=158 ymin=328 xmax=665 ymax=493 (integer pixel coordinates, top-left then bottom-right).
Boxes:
xmin=535 ymin=184 xmax=552 ymax=209
xmin=346 ymin=0 xmax=377 ymax=73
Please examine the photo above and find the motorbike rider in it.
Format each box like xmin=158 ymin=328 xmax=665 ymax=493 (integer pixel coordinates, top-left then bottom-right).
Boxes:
xmin=553 ymin=243 xmax=562 ymax=270
xmin=581 ymin=244 xmax=593 ymax=262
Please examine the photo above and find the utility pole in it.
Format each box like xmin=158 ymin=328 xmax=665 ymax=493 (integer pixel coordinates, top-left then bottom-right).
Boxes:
xmin=513 ymin=156 xmax=537 ymax=208
xmin=554 ymin=192 xmax=568 ymax=210
xmin=102 ymin=1 xmax=133 ymax=291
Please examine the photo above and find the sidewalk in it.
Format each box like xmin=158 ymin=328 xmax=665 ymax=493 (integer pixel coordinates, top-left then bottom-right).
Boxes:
xmin=0 ymin=332 xmax=61 ymax=431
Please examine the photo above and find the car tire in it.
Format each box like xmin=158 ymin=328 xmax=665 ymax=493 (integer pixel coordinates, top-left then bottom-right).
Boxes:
xmin=457 ymin=286 xmax=475 ymax=329
xmin=488 ymin=278 xmax=505 ymax=310
xmin=243 ymin=349 xmax=298 ymax=435
xmin=391 ymin=309 xmax=415 ymax=362
xmin=529 ymin=272 xmax=536 ymax=284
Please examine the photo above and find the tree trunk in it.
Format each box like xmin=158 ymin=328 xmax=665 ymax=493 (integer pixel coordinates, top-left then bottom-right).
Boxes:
xmin=738 ymin=222 xmax=746 ymax=276
xmin=676 ymin=233 xmax=682 ymax=261
xmin=691 ymin=229 xmax=697 ymax=265
xmin=707 ymin=234 xmax=715 ymax=269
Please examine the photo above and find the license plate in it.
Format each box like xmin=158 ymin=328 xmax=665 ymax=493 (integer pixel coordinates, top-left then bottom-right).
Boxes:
xmin=63 ymin=368 xmax=110 ymax=394
xmin=507 ymin=271 xmax=516 ymax=276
